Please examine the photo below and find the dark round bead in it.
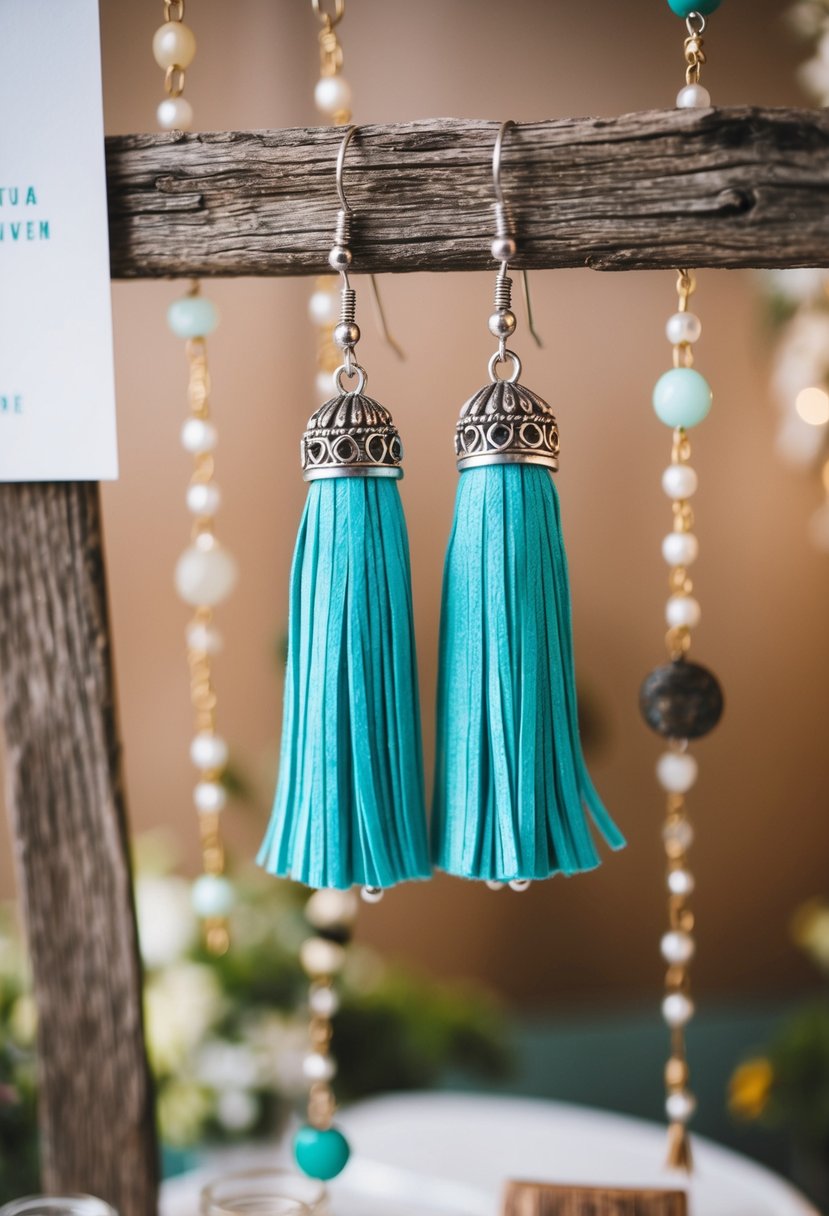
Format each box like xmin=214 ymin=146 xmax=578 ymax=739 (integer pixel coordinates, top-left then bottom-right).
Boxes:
xmin=639 ymin=660 xmax=724 ymax=740
xmin=309 ymin=922 xmax=353 ymax=947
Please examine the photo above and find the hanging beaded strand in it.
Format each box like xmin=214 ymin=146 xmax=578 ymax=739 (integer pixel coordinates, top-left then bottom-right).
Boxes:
xmin=153 ymin=6 xmax=238 ymax=953
xmin=668 ymin=1 xmax=721 ymax=109
xmin=644 ymin=270 xmax=723 ymax=1172
xmin=293 ymin=889 xmax=357 ymax=1181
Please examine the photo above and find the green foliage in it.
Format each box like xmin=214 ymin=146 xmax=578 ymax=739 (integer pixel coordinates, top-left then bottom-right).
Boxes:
xmin=768 ymin=1001 xmax=829 ymax=1149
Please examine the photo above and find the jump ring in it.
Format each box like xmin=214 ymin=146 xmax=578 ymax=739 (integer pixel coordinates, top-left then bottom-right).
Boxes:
xmin=488 ymin=348 xmax=522 ymax=384
xmin=685 ymin=12 xmax=706 ymax=35
xmin=334 ymin=362 xmax=367 ymax=395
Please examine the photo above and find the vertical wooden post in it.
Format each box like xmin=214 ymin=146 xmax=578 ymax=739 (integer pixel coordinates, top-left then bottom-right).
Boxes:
xmin=0 ymin=483 xmax=158 ymax=1216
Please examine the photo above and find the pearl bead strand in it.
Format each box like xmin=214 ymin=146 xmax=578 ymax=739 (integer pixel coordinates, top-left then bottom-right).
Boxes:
xmin=651 ymin=267 xmax=717 ymax=1172
xmin=171 ymin=287 xmax=238 ymax=955
xmin=153 ymin=6 xmax=237 ymax=953
xmin=293 ymin=888 xmax=357 ymax=1181
xmin=152 ymin=1 xmax=196 ymax=131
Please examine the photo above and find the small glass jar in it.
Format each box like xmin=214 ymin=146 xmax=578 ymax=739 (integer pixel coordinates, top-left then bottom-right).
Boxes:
xmin=0 ymin=1198 xmax=117 ymax=1216
xmin=200 ymin=1170 xmax=328 ymax=1216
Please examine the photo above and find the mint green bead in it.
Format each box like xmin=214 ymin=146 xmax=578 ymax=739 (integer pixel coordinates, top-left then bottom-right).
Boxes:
xmin=167 ymin=295 xmax=219 ymax=339
xmin=294 ymin=1125 xmax=351 ymax=1181
xmin=653 ymin=367 xmax=712 ymax=429
xmin=667 ymin=0 xmax=721 ymax=16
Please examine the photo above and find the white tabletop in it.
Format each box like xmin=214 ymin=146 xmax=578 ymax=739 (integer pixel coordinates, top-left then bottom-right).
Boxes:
xmin=162 ymin=1091 xmax=818 ymax=1216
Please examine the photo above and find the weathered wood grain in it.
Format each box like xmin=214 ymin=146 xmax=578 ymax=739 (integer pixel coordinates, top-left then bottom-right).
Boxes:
xmin=503 ymin=1180 xmax=687 ymax=1216
xmin=106 ymin=108 xmax=829 ymax=277
xmin=0 ymin=483 xmax=158 ymax=1216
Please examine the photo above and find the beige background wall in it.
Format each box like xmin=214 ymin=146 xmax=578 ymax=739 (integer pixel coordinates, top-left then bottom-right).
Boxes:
xmin=2 ymin=0 xmax=827 ymax=1009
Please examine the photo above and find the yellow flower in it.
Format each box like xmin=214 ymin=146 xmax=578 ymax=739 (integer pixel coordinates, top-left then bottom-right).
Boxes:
xmin=729 ymin=1058 xmax=774 ymax=1121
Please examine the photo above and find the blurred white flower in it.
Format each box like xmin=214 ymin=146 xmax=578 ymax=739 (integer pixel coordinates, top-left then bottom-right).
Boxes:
xmin=787 ymin=1 xmax=829 ymax=39
xmin=145 ymin=962 xmax=224 ymax=1074
xmin=765 ymin=268 xmax=829 ymax=305
xmin=216 ymin=1088 xmax=259 ymax=1133
xmin=157 ymin=1079 xmax=212 ymax=1147
xmin=196 ymin=1040 xmax=259 ymax=1089
xmin=135 ymin=874 xmax=198 ymax=970
xmin=245 ymin=1011 xmax=308 ymax=1092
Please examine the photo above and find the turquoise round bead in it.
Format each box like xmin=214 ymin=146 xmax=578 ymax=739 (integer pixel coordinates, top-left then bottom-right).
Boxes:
xmin=652 ymin=367 xmax=712 ymax=429
xmin=167 ymin=295 xmax=219 ymax=339
xmin=667 ymin=0 xmax=721 ymax=16
xmin=293 ymin=1125 xmax=351 ymax=1181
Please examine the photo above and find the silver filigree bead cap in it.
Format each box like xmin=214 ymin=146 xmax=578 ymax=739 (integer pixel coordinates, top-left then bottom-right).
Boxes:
xmin=455 ymin=380 xmax=560 ymax=472
xmin=302 ymin=392 xmax=404 ymax=481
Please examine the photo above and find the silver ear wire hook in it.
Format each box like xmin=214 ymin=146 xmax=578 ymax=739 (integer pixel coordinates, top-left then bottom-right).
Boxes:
xmin=491 ymin=119 xmax=543 ymax=350
xmin=331 ymin=125 xmax=405 ymax=361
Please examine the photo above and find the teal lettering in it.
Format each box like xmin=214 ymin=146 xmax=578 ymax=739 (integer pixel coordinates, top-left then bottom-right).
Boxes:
xmin=25 ymin=186 xmax=36 ymax=205
xmin=39 ymin=220 xmax=49 ymax=239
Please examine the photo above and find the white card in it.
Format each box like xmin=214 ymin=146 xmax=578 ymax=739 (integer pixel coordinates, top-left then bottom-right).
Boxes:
xmin=0 ymin=0 xmax=118 ymax=481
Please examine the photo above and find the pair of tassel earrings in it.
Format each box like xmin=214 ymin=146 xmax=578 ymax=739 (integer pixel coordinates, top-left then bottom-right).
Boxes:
xmin=258 ymin=122 xmax=625 ymax=894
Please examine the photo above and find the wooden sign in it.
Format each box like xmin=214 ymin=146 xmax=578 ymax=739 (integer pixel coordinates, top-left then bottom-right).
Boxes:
xmin=503 ymin=1179 xmax=688 ymax=1216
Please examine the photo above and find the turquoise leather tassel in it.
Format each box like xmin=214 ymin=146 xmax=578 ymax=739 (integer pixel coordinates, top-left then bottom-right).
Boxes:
xmin=259 ymin=391 xmax=430 ymax=890
xmin=432 ymin=381 xmax=624 ymax=882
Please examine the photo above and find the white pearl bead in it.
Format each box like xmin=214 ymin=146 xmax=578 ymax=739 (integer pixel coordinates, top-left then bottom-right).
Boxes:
xmin=661 ymin=930 xmax=695 ymax=966
xmin=662 ymin=532 xmax=699 ymax=567
xmin=509 ymin=879 xmax=531 ymax=892
xmin=314 ymin=75 xmax=352 ymax=118
xmin=486 ymin=881 xmax=505 ymax=891
xmin=308 ymin=289 xmax=339 ymax=327
xmin=191 ymin=872 xmax=234 ymax=918
xmin=186 ymin=621 xmax=223 ymax=655
xmin=676 ymin=83 xmax=711 ymax=109
xmin=666 ymin=866 xmax=695 ymax=898
xmin=175 ymin=538 xmax=238 ymax=607
xmin=309 ymin=983 xmax=340 ymax=1018
xmin=666 ymin=1090 xmax=697 ymax=1123
xmin=662 ymin=464 xmax=698 ymax=500
xmin=663 ymin=819 xmax=694 ymax=852
xmin=666 ymin=312 xmax=702 ymax=346
xmin=666 ymin=595 xmax=701 ymax=630
xmin=152 ymin=21 xmax=197 ymax=70
xmin=181 ymin=418 xmax=218 ymax=454
xmin=657 ymin=751 xmax=698 ymax=794
xmin=186 ymin=482 xmax=221 ymax=516
xmin=190 ymin=732 xmax=229 ymax=771
xmin=667 ymin=868 xmax=695 ymax=897
xmin=662 ymin=992 xmax=695 ymax=1027
xmin=303 ymin=1052 xmax=336 ymax=1082
xmin=300 ymin=937 xmax=346 ymax=978
xmin=361 ymin=887 xmax=384 ymax=904
xmin=157 ymin=96 xmax=194 ymax=132
xmin=306 ymin=889 xmax=359 ymax=931
xmin=194 ymin=780 xmax=227 ymax=814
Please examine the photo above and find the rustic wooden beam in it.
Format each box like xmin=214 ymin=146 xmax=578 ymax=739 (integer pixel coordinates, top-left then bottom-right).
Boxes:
xmin=0 ymin=483 xmax=158 ymax=1216
xmin=503 ymin=1180 xmax=687 ymax=1216
xmin=106 ymin=107 xmax=829 ymax=277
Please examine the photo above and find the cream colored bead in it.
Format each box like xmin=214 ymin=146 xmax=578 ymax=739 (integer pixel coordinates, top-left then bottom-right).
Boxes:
xmin=657 ymin=751 xmax=699 ymax=794
xmin=157 ymin=96 xmax=194 ymax=132
xmin=303 ymin=1052 xmax=336 ymax=1082
xmin=300 ymin=936 xmax=346 ymax=978
xmin=666 ymin=594 xmax=701 ymax=630
xmin=314 ymin=75 xmax=352 ymax=118
xmin=667 ymin=868 xmax=695 ymax=897
xmin=662 ymin=992 xmax=695 ymax=1027
xmin=152 ymin=21 xmax=197 ymax=70
xmin=175 ymin=536 xmax=238 ymax=607
xmin=306 ymin=888 xmax=359 ymax=931
xmin=194 ymin=780 xmax=227 ymax=814
xmin=661 ymin=930 xmax=695 ymax=966
xmin=190 ymin=732 xmax=229 ymax=771
xmin=309 ymin=983 xmax=340 ymax=1018
xmin=186 ymin=620 xmax=223 ymax=655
